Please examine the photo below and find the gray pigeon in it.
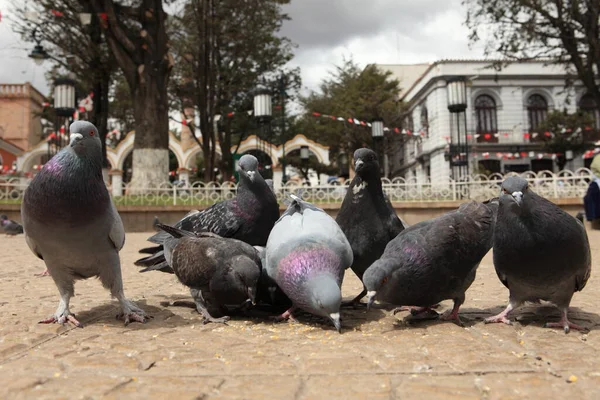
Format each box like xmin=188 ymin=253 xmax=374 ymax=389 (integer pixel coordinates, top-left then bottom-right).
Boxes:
xmin=364 ymin=199 xmax=498 ymax=326
xmin=1 ymin=214 xmax=23 ymax=236
xmin=336 ymin=148 xmax=406 ymax=306
xmin=157 ymin=223 xmax=261 ymax=323
xmin=135 ymin=154 xmax=279 ymax=272
xmin=21 ymin=121 xmax=147 ymax=327
xmin=264 ymin=194 xmax=353 ymax=332
xmin=485 ymin=176 xmax=591 ymax=333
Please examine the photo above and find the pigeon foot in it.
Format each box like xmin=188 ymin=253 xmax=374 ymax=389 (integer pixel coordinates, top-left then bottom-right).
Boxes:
xmin=406 ymin=308 xmax=440 ymax=321
xmin=117 ymin=299 xmax=150 ymax=326
xmin=484 ymin=315 xmax=512 ymax=325
xmin=39 ymin=313 xmax=83 ymax=328
xmin=271 ymin=308 xmax=298 ymax=323
xmin=440 ymin=303 xmax=464 ymax=327
xmin=35 ymin=269 xmax=50 ymax=277
xmin=392 ymin=304 xmax=441 ymax=315
xmin=543 ymin=310 xmax=587 ymax=333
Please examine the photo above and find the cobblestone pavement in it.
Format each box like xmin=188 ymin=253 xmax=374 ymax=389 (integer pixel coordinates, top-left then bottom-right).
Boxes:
xmin=1 ymin=231 xmax=600 ymax=400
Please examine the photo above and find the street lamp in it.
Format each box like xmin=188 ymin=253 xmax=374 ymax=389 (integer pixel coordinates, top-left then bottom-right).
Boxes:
xmin=48 ymin=77 xmax=77 ymax=159
xmin=371 ymin=118 xmax=385 ymax=177
xmin=300 ymin=145 xmax=309 ymax=185
xmin=446 ymin=77 xmax=469 ymax=181
xmin=28 ymin=27 xmax=49 ymax=65
xmin=253 ymin=87 xmax=272 ymax=176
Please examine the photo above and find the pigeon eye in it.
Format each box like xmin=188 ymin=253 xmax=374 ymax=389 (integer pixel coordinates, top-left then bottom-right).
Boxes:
xmin=89 ymin=131 xmax=94 ymax=136
xmin=381 ymin=277 xmax=388 ymax=285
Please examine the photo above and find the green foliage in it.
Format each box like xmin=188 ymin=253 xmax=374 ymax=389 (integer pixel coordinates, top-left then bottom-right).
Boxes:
xmin=297 ymin=58 xmax=406 ymax=157
xmin=534 ymin=110 xmax=595 ymax=169
xmin=168 ymin=0 xmax=300 ymax=181
xmin=464 ymin=0 xmax=600 ymax=106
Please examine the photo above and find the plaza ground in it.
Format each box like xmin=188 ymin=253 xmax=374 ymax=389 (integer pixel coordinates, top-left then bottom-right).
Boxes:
xmin=1 ymin=231 xmax=600 ymax=399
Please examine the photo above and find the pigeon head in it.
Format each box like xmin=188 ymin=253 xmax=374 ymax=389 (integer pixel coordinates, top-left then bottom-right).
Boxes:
xmin=0 ymin=214 xmax=7 ymax=221
xmin=363 ymin=259 xmax=394 ymax=310
xmin=353 ymin=148 xmax=379 ymax=177
xmin=307 ymin=274 xmax=342 ymax=332
xmin=499 ymin=176 xmax=529 ymax=208
xmin=237 ymin=154 xmax=261 ymax=183
xmin=69 ymin=121 xmax=101 ymax=157
xmin=228 ymin=255 xmax=261 ymax=304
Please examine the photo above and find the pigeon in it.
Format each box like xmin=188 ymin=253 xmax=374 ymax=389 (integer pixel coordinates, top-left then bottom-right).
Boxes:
xmin=156 ymin=223 xmax=261 ymax=323
xmin=135 ymin=154 xmax=279 ymax=273
xmin=484 ymin=176 xmax=591 ymax=333
xmin=253 ymin=245 xmax=293 ymax=311
xmin=264 ymin=194 xmax=353 ymax=332
xmin=363 ymin=199 xmax=498 ymax=326
xmin=1 ymin=214 xmax=24 ymax=236
xmin=21 ymin=121 xmax=147 ymax=327
xmin=152 ymin=216 xmax=161 ymax=231
xmin=335 ymin=148 xmax=406 ymax=306
xmin=265 ymin=179 xmax=276 ymax=195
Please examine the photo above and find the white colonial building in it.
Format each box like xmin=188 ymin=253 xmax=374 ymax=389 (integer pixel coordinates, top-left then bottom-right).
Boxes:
xmin=377 ymin=60 xmax=600 ymax=182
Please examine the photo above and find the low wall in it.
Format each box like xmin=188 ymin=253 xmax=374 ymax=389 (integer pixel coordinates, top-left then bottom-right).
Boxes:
xmin=1 ymin=197 xmax=586 ymax=233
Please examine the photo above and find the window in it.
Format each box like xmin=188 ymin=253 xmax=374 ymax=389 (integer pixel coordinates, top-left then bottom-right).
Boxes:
xmin=579 ymin=93 xmax=599 ymax=129
xmin=420 ymin=104 xmax=428 ymax=137
xmin=475 ymin=95 xmax=497 ymax=132
xmin=527 ymin=94 xmax=548 ymax=131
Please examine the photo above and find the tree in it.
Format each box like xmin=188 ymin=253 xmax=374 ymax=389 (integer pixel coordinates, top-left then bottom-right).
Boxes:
xmin=464 ymin=0 xmax=600 ymax=107
xmin=85 ymin=0 xmax=174 ymax=187
xmin=533 ymin=109 xmax=595 ymax=170
xmin=169 ymin=0 xmax=299 ymax=182
xmin=13 ymin=0 xmax=114 ymax=170
xmin=298 ymin=59 xmax=407 ymax=173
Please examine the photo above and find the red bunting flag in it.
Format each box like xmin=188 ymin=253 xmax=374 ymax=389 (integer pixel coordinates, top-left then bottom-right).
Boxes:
xmin=520 ymin=152 xmax=528 ymax=158
xmin=544 ymin=131 xmax=551 ymax=137
xmin=59 ymin=126 xmax=65 ymax=134
xmin=523 ymin=133 xmax=530 ymax=139
xmin=394 ymin=127 xmax=400 ymax=134
xmin=484 ymin=133 xmax=491 ymax=140
xmin=51 ymin=10 xmax=64 ymax=17
xmin=312 ymin=112 xmax=321 ymax=117
xmin=181 ymin=119 xmax=187 ymax=126
xmin=42 ymin=102 xmax=50 ymax=107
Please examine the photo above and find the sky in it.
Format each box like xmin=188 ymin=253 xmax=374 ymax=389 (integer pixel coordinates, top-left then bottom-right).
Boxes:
xmin=0 ymin=0 xmax=486 ymax=99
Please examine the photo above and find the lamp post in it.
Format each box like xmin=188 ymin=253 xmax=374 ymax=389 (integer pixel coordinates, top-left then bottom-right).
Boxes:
xmin=446 ymin=77 xmax=469 ymax=181
xmin=28 ymin=26 xmax=49 ymax=65
xmin=371 ymin=118 xmax=385 ymax=177
xmin=49 ymin=77 xmax=77 ymax=160
xmin=300 ymin=145 xmax=309 ymax=184
xmin=252 ymin=87 xmax=272 ymax=177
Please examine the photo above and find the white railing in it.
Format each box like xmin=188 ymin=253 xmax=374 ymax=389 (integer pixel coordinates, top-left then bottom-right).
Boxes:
xmin=0 ymin=168 xmax=594 ymax=206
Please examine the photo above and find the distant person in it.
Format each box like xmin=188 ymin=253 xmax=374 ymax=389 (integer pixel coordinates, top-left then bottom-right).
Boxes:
xmin=584 ymin=153 xmax=600 ymax=227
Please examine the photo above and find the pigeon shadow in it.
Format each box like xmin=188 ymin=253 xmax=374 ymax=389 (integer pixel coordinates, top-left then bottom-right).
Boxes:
xmin=468 ymin=304 xmax=600 ymax=332
xmin=70 ymin=300 xmax=193 ymax=330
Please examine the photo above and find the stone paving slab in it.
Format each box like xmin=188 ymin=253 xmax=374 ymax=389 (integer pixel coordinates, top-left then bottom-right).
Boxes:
xmin=1 ymin=231 xmax=600 ymax=399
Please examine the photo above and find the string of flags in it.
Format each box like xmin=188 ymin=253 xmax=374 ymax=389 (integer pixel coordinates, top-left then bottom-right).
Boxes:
xmin=310 ymin=112 xmax=427 ymax=137
xmin=471 ymin=151 xmax=561 ymax=161
xmin=178 ymin=110 xmax=255 ymax=126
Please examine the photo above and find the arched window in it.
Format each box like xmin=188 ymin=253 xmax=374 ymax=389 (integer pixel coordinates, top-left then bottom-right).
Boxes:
xmin=579 ymin=93 xmax=599 ymax=129
xmin=475 ymin=94 xmax=498 ymax=142
xmin=527 ymin=94 xmax=548 ymax=131
xmin=420 ymin=104 xmax=428 ymax=137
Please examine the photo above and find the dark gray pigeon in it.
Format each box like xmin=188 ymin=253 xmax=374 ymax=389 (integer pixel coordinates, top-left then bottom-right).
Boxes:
xmin=1 ymin=214 xmax=24 ymax=236
xmin=485 ymin=176 xmax=591 ymax=333
xmin=135 ymin=154 xmax=279 ymax=272
xmin=363 ymin=199 xmax=498 ymax=326
xmin=336 ymin=148 xmax=406 ymax=306
xmin=21 ymin=121 xmax=147 ymax=327
xmin=157 ymin=223 xmax=261 ymax=323
xmin=264 ymin=194 xmax=353 ymax=332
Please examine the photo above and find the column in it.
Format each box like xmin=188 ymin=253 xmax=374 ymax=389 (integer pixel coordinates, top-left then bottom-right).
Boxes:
xmin=178 ymin=168 xmax=190 ymax=184
xmin=109 ymin=169 xmax=123 ymax=197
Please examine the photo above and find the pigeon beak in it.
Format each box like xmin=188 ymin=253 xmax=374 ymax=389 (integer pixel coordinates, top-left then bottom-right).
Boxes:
xmin=511 ymin=191 xmax=523 ymax=206
xmin=366 ymin=290 xmax=377 ymax=311
xmin=354 ymin=159 xmax=364 ymax=171
xmin=246 ymin=170 xmax=256 ymax=182
xmin=69 ymin=133 xmax=83 ymax=146
xmin=329 ymin=312 xmax=341 ymax=333
xmin=247 ymin=287 xmax=257 ymax=305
